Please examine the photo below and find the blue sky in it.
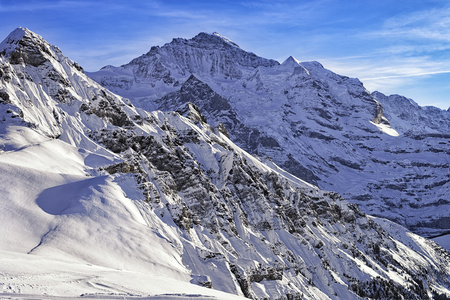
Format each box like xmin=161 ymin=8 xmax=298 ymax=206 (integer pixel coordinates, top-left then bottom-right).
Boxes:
xmin=1 ymin=0 xmax=450 ymax=109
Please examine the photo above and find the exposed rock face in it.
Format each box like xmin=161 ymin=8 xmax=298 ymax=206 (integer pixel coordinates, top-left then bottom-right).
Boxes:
xmin=89 ymin=32 xmax=450 ymax=238
xmin=372 ymin=91 xmax=450 ymax=134
xmin=1 ymin=28 xmax=450 ymax=299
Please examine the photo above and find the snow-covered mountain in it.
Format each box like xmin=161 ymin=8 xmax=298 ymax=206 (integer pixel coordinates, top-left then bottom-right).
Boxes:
xmin=88 ymin=32 xmax=450 ymax=240
xmin=1 ymin=28 xmax=450 ymax=299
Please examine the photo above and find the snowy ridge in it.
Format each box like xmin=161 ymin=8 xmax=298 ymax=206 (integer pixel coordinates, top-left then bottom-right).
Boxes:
xmin=1 ymin=28 xmax=450 ymax=299
xmin=89 ymin=32 xmax=450 ymax=239
xmin=211 ymin=32 xmax=241 ymax=48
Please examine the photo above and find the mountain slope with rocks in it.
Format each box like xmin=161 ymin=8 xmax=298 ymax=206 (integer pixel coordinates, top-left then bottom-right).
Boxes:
xmin=1 ymin=28 xmax=450 ymax=299
xmin=89 ymin=32 xmax=450 ymax=240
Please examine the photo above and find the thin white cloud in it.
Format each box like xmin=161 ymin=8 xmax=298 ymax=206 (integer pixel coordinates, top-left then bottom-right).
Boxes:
xmin=383 ymin=6 xmax=450 ymax=29
xmin=371 ymin=5 xmax=450 ymax=42
xmin=377 ymin=43 xmax=450 ymax=56
xmin=361 ymin=70 xmax=450 ymax=81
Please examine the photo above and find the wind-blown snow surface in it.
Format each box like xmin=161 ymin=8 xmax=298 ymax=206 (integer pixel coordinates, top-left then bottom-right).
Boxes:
xmin=88 ymin=32 xmax=450 ymax=241
xmin=1 ymin=28 xmax=450 ymax=299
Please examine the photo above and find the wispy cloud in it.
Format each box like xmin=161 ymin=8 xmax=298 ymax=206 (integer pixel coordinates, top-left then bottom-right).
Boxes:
xmin=383 ymin=5 xmax=450 ymax=29
xmin=324 ymin=54 xmax=450 ymax=83
xmin=370 ymin=5 xmax=450 ymax=42
xmin=361 ymin=70 xmax=450 ymax=81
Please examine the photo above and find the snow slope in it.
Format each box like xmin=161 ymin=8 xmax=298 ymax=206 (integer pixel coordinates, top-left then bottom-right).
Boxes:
xmin=1 ymin=28 xmax=450 ymax=299
xmin=88 ymin=32 xmax=450 ymax=240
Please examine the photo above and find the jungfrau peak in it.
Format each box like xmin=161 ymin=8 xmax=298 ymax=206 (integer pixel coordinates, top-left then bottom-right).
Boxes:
xmin=0 ymin=27 xmax=449 ymax=299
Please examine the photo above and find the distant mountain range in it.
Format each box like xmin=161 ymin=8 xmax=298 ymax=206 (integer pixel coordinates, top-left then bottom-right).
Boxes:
xmin=88 ymin=32 xmax=450 ymax=239
xmin=0 ymin=28 xmax=449 ymax=299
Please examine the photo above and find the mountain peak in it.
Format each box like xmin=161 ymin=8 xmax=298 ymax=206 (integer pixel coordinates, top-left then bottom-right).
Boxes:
xmin=188 ymin=32 xmax=241 ymax=49
xmin=211 ymin=32 xmax=240 ymax=48
xmin=280 ymin=55 xmax=310 ymax=75
xmin=0 ymin=27 xmax=56 ymax=67
xmin=281 ymin=55 xmax=300 ymax=67
xmin=99 ymin=32 xmax=279 ymax=93
xmin=1 ymin=27 xmax=40 ymax=52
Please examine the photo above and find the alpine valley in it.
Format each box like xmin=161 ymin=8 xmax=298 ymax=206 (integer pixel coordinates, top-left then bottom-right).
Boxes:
xmin=0 ymin=28 xmax=449 ymax=300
